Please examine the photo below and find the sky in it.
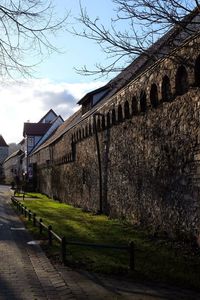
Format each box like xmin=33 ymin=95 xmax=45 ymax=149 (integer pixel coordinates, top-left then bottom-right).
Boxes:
xmin=0 ymin=0 xmax=118 ymax=144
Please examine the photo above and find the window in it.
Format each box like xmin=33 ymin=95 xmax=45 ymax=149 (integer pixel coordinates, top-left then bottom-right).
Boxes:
xmin=28 ymin=136 xmax=34 ymax=147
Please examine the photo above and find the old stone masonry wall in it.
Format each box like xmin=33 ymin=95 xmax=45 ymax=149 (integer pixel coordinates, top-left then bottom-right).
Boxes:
xmin=106 ymin=91 xmax=200 ymax=239
xmin=34 ymin=89 xmax=200 ymax=240
xmin=32 ymin=35 xmax=200 ymax=240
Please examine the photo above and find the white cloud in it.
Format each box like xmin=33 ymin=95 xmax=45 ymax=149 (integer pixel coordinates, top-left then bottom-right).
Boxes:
xmin=0 ymin=78 xmax=105 ymax=144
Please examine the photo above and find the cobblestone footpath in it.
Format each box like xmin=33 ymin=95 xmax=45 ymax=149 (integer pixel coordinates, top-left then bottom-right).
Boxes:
xmin=1 ymin=185 xmax=200 ymax=300
xmin=0 ymin=186 xmax=75 ymax=300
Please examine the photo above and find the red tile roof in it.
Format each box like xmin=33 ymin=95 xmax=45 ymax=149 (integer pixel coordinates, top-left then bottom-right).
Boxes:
xmin=23 ymin=123 xmax=51 ymax=137
xmin=0 ymin=135 xmax=8 ymax=147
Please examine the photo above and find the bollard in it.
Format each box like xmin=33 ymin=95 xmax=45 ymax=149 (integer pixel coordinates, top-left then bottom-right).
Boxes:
xmin=39 ymin=219 xmax=43 ymax=234
xmin=24 ymin=207 xmax=27 ymax=218
xmin=48 ymin=225 xmax=52 ymax=246
xmin=61 ymin=236 xmax=67 ymax=265
xmin=33 ymin=213 xmax=36 ymax=226
xmin=129 ymin=241 xmax=135 ymax=271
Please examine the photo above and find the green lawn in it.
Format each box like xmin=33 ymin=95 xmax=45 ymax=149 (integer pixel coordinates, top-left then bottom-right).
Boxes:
xmin=14 ymin=193 xmax=200 ymax=290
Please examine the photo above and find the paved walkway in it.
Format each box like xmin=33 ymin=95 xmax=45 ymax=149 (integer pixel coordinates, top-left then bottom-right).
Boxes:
xmin=0 ymin=185 xmax=200 ymax=299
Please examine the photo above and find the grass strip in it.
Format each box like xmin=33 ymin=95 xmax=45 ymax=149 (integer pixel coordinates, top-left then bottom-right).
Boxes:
xmin=13 ymin=192 xmax=200 ymax=290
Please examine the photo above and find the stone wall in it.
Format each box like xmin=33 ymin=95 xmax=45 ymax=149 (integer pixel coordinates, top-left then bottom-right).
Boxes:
xmin=30 ymin=34 xmax=200 ymax=240
xmin=105 ymin=91 xmax=200 ymax=238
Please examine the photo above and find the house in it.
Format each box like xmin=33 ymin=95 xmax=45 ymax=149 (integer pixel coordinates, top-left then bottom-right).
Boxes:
xmin=21 ymin=109 xmax=64 ymax=178
xmin=3 ymin=110 xmax=64 ymax=186
xmin=3 ymin=149 xmax=24 ymax=184
xmin=0 ymin=135 xmax=9 ymax=182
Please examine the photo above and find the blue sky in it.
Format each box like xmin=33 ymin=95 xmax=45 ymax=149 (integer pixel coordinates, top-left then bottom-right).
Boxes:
xmin=1 ymin=0 xmax=120 ymax=144
xmin=34 ymin=0 xmax=117 ymax=83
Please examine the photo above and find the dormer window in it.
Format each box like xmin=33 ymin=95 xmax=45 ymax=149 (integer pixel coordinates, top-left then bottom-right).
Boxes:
xmin=78 ymin=85 xmax=110 ymax=115
xmin=82 ymin=99 xmax=92 ymax=115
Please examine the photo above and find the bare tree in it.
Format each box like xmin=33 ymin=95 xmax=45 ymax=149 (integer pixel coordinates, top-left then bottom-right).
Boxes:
xmin=72 ymin=0 xmax=200 ymax=77
xmin=0 ymin=1 xmax=68 ymax=78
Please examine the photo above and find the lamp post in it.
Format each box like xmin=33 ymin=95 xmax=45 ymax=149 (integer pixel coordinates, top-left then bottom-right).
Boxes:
xmin=93 ymin=112 xmax=103 ymax=214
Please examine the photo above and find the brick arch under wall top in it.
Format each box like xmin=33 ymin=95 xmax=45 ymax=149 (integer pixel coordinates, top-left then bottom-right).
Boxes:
xmin=71 ymin=51 xmax=200 ymax=139
xmin=132 ymin=96 xmax=138 ymax=115
xmin=140 ymin=90 xmax=147 ymax=113
xmin=195 ymin=54 xmax=200 ymax=87
xmin=106 ymin=111 xmax=111 ymax=127
xmin=150 ymin=83 xmax=159 ymax=108
xmin=162 ymin=75 xmax=172 ymax=102
xmin=82 ymin=127 xmax=85 ymax=138
xmin=124 ymin=100 xmax=131 ymax=118
xmin=117 ymin=104 xmax=123 ymax=122
xmin=111 ymin=108 xmax=116 ymax=125
xmin=175 ymin=65 xmax=189 ymax=96
xmin=101 ymin=114 xmax=105 ymax=129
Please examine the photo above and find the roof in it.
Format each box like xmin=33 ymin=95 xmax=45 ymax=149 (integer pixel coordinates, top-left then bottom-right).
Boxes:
xmin=4 ymin=149 xmax=24 ymax=163
xmin=30 ymin=109 xmax=82 ymax=154
xmin=28 ymin=115 xmax=65 ymax=155
xmin=52 ymin=115 xmax=64 ymax=123
xmin=0 ymin=135 xmax=8 ymax=147
xmin=23 ymin=123 xmax=51 ymax=137
xmin=31 ymin=8 xmax=200 ymax=154
xmin=38 ymin=109 xmax=57 ymax=123
xmin=77 ymin=85 xmax=110 ymax=105
xmin=80 ymin=7 xmax=200 ymax=108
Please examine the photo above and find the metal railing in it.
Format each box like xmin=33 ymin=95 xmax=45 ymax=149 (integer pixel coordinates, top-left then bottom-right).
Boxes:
xmin=11 ymin=196 xmax=135 ymax=270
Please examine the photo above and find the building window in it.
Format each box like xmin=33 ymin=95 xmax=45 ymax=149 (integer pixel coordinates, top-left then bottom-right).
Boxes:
xmin=28 ymin=137 xmax=34 ymax=147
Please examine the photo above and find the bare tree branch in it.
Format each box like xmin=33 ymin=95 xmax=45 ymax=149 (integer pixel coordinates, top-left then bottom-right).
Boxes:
xmin=72 ymin=0 xmax=200 ymax=77
xmin=0 ymin=0 xmax=69 ymax=79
